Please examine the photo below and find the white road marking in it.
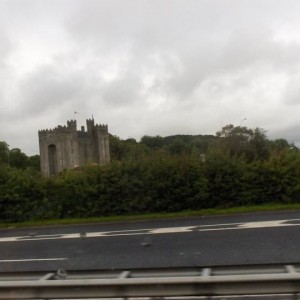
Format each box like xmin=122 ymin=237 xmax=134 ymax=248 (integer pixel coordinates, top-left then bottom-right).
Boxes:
xmin=197 ymin=219 xmax=295 ymax=232
xmin=0 ymin=258 xmax=67 ymax=262
xmin=149 ymin=226 xmax=194 ymax=234
xmin=1 ymin=219 xmax=300 ymax=243
xmin=238 ymin=220 xmax=289 ymax=228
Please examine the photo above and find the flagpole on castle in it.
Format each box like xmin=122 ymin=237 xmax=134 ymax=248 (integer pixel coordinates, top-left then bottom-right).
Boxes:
xmin=74 ymin=111 xmax=79 ymax=120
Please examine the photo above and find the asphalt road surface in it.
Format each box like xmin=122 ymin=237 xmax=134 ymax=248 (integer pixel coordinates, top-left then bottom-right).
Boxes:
xmin=1 ymin=210 xmax=300 ymax=272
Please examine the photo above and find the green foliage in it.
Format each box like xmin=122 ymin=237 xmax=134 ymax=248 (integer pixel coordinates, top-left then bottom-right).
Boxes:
xmin=0 ymin=124 xmax=299 ymax=223
xmin=28 ymin=155 xmax=41 ymax=171
xmin=204 ymin=149 xmax=247 ymax=207
xmin=0 ymin=166 xmax=45 ymax=222
xmin=110 ymin=135 xmax=149 ymax=161
xmin=9 ymin=148 xmax=29 ymax=169
xmin=140 ymin=135 xmax=164 ymax=150
xmin=215 ymin=124 xmax=270 ymax=161
xmin=167 ymin=138 xmax=189 ymax=155
xmin=0 ymin=143 xmax=40 ymax=171
xmin=0 ymin=141 xmax=9 ymax=164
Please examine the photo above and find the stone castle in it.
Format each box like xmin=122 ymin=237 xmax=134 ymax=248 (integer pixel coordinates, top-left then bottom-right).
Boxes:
xmin=38 ymin=119 xmax=110 ymax=176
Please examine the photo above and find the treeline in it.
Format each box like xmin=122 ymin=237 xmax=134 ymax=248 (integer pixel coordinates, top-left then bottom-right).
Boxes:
xmin=0 ymin=142 xmax=40 ymax=170
xmin=0 ymin=125 xmax=299 ymax=222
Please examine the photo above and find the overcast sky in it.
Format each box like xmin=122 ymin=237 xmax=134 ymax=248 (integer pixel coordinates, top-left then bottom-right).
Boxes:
xmin=1 ymin=0 xmax=300 ymax=155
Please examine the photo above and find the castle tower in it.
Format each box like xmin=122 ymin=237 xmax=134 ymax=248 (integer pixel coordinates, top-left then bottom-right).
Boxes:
xmin=95 ymin=124 xmax=110 ymax=165
xmin=38 ymin=119 xmax=110 ymax=176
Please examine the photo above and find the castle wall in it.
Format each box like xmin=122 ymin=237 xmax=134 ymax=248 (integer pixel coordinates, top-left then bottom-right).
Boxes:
xmin=39 ymin=132 xmax=79 ymax=176
xmin=78 ymin=138 xmax=91 ymax=165
xmin=96 ymin=128 xmax=110 ymax=165
xmin=38 ymin=119 xmax=110 ymax=176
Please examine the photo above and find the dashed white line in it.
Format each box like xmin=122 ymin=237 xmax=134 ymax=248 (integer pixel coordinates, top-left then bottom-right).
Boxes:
xmin=0 ymin=219 xmax=300 ymax=243
xmin=0 ymin=258 xmax=67 ymax=262
xmin=149 ymin=226 xmax=194 ymax=234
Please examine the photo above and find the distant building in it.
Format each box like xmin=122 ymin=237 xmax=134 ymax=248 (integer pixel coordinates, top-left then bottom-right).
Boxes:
xmin=38 ymin=119 xmax=110 ymax=176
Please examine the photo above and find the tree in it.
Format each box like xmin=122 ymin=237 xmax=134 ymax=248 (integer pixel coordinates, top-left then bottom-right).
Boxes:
xmin=249 ymin=128 xmax=269 ymax=160
xmin=0 ymin=141 xmax=9 ymax=164
xmin=9 ymin=148 xmax=28 ymax=169
xmin=140 ymin=135 xmax=164 ymax=150
xmin=28 ymin=155 xmax=41 ymax=171
xmin=269 ymin=138 xmax=292 ymax=152
xmin=110 ymin=135 xmax=149 ymax=161
xmin=109 ymin=135 xmax=126 ymax=161
xmin=215 ymin=124 xmax=270 ymax=161
xmin=216 ymin=124 xmax=253 ymax=148
xmin=167 ymin=138 xmax=189 ymax=155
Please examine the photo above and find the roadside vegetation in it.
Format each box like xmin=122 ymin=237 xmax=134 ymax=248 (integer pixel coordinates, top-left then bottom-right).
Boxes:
xmin=0 ymin=124 xmax=300 ymax=224
xmin=2 ymin=203 xmax=300 ymax=228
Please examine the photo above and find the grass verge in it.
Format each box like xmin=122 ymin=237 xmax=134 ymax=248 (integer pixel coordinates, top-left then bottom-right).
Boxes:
xmin=1 ymin=202 xmax=300 ymax=229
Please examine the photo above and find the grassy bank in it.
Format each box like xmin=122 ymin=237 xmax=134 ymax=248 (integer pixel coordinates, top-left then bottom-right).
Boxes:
xmin=1 ymin=202 xmax=300 ymax=229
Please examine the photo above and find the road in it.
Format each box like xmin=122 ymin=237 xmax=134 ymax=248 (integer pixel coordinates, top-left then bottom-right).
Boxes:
xmin=1 ymin=210 xmax=300 ymax=272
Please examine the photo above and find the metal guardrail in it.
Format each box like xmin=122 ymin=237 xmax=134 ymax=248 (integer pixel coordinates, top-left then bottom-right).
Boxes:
xmin=1 ymin=264 xmax=300 ymax=299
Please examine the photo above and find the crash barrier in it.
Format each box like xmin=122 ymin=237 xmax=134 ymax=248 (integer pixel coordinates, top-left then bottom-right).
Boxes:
xmin=1 ymin=264 xmax=300 ymax=299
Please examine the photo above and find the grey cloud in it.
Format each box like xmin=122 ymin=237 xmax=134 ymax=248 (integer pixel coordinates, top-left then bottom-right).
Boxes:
xmin=0 ymin=33 xmax=12 ymax=65
xmin=269 ymin=124 xmax=300 ymax=146
xmin=102 ymin=76 xmax=142 ymax=107
xmin=0 ymin=30 xmax=16 ymax=118
xmin=65 ymin=0 xmax=300 ymax=105
xmin=282 ymin=73 xmax=300 ymax=105
xmin=2 ymin=0 xmax=300 ymax=154
xmin=67 ymin=0 xmax=236 ymax=53
xmin=17 ymin=65 xmax=88 ymax=115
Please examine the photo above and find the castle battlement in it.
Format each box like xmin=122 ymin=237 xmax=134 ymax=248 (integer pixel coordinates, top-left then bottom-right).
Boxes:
xmin=38 ymin=121 xmax=109 ymax=137
xmin=38 ymin=126 xmax=73 ymax=136
xmin=67 ymin=120 xmax=76 ymax=127
xmin=95 ymin=124 xmax=108 ymax=132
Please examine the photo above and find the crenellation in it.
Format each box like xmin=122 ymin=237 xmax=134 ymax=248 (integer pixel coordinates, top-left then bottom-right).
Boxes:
xmin=95 ymin=124 xmax=108 ymax=132
xmin=86 ymin=118 xmax=95 ymax=134
xmin=38 ymin=123 xmax=77 ymax=136
xmin=67 ymin=119 xmax=77 ymax=127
